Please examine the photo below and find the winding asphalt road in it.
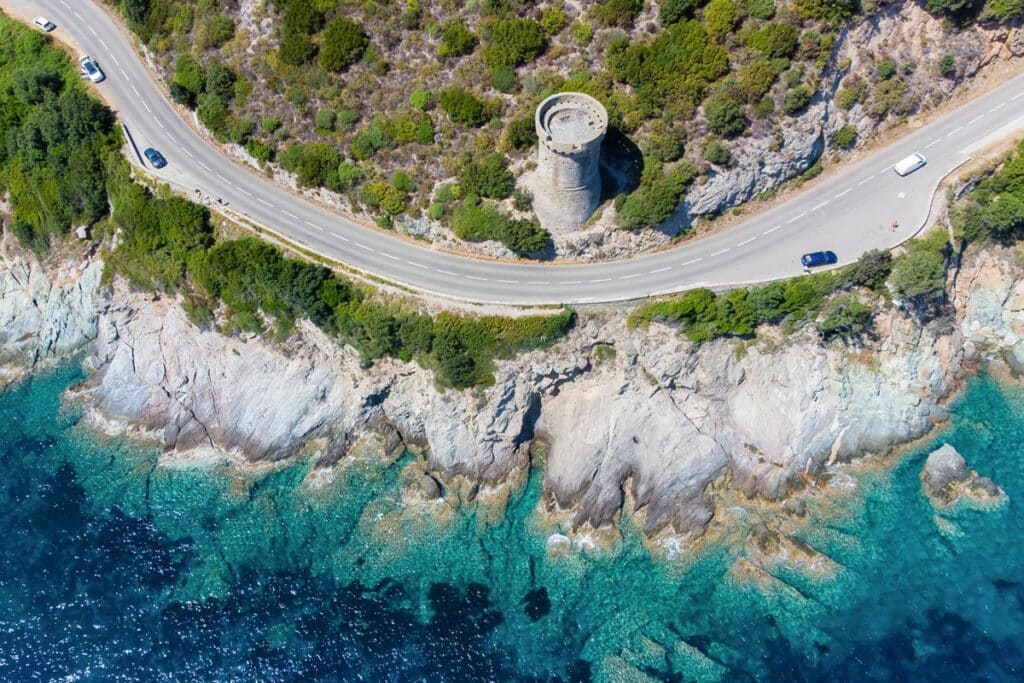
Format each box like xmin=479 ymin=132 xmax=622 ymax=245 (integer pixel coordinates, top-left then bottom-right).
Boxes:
xmin=7 ymin=0 xmax=1024 ymax=305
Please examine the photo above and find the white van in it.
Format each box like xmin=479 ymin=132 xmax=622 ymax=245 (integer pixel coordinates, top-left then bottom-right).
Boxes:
xmin=893 ymin=153 xmax=926 ymax=176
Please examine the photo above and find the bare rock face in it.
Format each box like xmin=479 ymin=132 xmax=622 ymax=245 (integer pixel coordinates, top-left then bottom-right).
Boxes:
xmin=0 ymin=236 xmax=103 ymax=387
xmin=921 ymin=444 xmax=1006 ymax=509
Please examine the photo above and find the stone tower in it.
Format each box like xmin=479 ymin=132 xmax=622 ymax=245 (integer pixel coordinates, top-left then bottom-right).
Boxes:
xmin=533 ymin=92 xmax=608 ymax=232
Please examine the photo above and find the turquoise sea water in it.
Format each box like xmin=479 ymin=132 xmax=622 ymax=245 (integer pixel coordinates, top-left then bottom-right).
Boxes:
xmin=1 ymin=363 xmax=1022 ymax=681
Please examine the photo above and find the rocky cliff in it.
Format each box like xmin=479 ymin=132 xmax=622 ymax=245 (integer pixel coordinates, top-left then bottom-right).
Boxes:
xmin=58 ymin=246 xmax=1024 ymax=541
xmin=6 ymin=231 xmax=1024 ymax=543
xmin=0 ymin=235 xmax=103 ymax=388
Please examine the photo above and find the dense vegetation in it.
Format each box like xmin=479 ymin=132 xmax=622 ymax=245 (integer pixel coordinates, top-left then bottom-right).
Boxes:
xmin=0 ymin=15 xmax=573 ymax=389
xmin=103 ymin=0 xmax=1020 ymax=247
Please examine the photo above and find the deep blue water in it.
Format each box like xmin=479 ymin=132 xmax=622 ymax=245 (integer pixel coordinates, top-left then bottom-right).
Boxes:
xmin=1 ymin=363 xmax=1023 ymax=681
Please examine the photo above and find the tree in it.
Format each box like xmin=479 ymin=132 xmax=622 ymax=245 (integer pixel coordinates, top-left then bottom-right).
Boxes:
xmin=783 ymin=86 xmax=812 ymax=115
xmin=831 ymin=125 xmax=857 ymax=149
xmin=660 ymin=0 xmax=701 ymax=25
xmin=818 ymin=294 xmax=872 ymax=338
xmin=736 ymin=60 xmax=779 ymax=101
xmin=938 ymin=54 xmax=956 ymax=78
xmin=703 ymin=92 xmax=745 ymax=137
xmin=120 ymin=0 xmax=150 ymax=24
xmin=319 ymin=18 xmax=368 ymax=72
xmin=504 ymin=116 xmax=537 ymax=150
xmin=845 ymin=249 xmax=893 ymax=290
xmin=889 ymin=244 xmax=947 ymax=300
xmin=747 ymin=23 xmax=799 ymax=58
xmin=703 ymin=139 xmax=731 ymax=165
xmin=592 ymin=0 xmax=644 ymax=27
xmin=703 ymin=0 xmax=737 ymax=40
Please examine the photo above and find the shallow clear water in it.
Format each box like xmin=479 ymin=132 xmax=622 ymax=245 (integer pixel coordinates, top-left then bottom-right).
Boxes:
xmin=0 ymin=363 xmax=1022 ymax=681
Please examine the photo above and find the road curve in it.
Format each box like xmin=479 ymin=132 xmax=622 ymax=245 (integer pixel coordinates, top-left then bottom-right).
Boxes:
xmin=7 ymin=0 xmax=1024 ymax=305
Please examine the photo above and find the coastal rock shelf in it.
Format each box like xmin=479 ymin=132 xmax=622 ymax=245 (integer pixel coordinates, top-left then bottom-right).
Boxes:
xmin=922 ymin=443 xmax=1007 ymax=510
xmin=5 ymin=239 xmax=1024 ymax=543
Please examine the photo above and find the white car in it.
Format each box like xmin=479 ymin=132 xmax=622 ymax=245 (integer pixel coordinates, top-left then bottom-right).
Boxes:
xmin=893 ymin=153 xmax=926 ymax=177
xmin=33 ymin=16 xmax=55 ymax=31
xmin=79 ymin=55 xmax=105 ymax=84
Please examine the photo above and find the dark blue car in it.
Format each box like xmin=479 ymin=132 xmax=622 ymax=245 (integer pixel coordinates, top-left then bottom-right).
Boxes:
xmin=801 ymin=250 xmax=837 ymax=268
xmin=144 ymin=147 xmax=167 ymax=169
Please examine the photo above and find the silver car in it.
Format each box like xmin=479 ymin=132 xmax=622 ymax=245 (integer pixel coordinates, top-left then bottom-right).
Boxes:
xmin=79 ymin=55 xmax=105 ymax=84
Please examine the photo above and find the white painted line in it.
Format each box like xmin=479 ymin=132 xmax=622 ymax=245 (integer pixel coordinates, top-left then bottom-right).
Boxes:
xmin=100 ymin=40 xmax=110 ymax=51
xmin=834 ymin=189 xmax=852 ymax=199
xmin=466 ymin=276 xmax=489 ymax=281
xmin=166 ymin=133 xmax=177 ymax=145
xmin=877 ymin=166 xmax=891 ymax=174
xmin=811 ymin=201 xmax=829 ymax=211
xmin=561 ymin=281 xmax=583 ymax=285
xmin=709 ymin=248 xmax=730 ymax=257
xmin=924 ymin=139 xmax=941 ymax=149
xmin=649 ymin=267 xmax=671 ymax=274
xmin=763 ymin=225 xmax=782 ymax=235
xmin=198 ymin=161 xmax=211 ymax=172
xmin=281 ymin=210 xmax=298 ymax=219
xmin=1013 ymin=91 xmax=1024 ymax=102
xmin=152 ymin=115 xmax=163 ymax=130
xmin=382 ymin=253 xmax=400 ymax=261
xmin=406 ymin=261 xmax=429 ymax=270
xmin=527 ymin=281 xmax=550 ymax=285
xmin=618 ymin=274 xmax=641 ymax=280
xmin=88 ymin=25 xmax=97 ymax=37
xmin=183 ymin=150 xmax=194 ymax=159
xmin=966 ymin=115 xmax=984 ymax=125
xmin=497 ymin=279 xmax=518 ymax=284
xmin=143 ymin=102 xmax=151 ymax=113
xmin=60 ymin=1 xmax=71 ymax=9
xmin=857 ymin=175 xmax=875 ymax=186
xmin=786 ymin=212 xmax=807 ymax=224
xmin=73 ymin=11 xmax=83 ymax=21
xmin=437 ymin=270 xmax=457 ymax=277
xmin=990 ymin=103 xmax=1006 ymax=112
xmin=329 ymin=232 xmax=348 ymax=242
xmin=737 ymin=237 xmax=757 ymax=247
xmin=120 ymin=68 xmax=130 ymax=81
xmin=948 ymin=126 xmax=963 ymax=136
xmin=303 ymin=220 xmax=323 ymax=232
xmin=257 ymin=198 xmax=274 ymax=207
xmin=680 ymin=258 xmax=703 ymax=266
xmin=238 ymin=188 xmax=252 ymax=197
xmin=112 ymin=55 xmax=121 ymax=67
xmin=588 ymin=278 xmax=612 ymax=283
xmin=355 ymin=243 xmax=375 ymax=252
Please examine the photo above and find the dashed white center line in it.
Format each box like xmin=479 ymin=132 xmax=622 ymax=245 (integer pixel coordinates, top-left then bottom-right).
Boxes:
xmin=166 ymin=133 xmax=177 ymax=145
xmin=991 ymin=103 xmax=1006 ymax=112
xmin=1013 ymin=91 xmax=1024 ymax=102
xmin=466 ymin=276 xmax=489 ymax=281
xmin=437 ymin=270 xmax=457 ymax=277
xmin=143 ymin=102 xmax=151 ymax=113
xmin=924 ymin=139 xmax=942 ymax=149
xmin=120 ymin=68 xmax=130 ymax=81
xmin=100 ymin=40 xmax=110 ymax=51
xmin=257 ymin=198 xmax=274 ymax=207
xmin=152 ymin=115 xmax=163 ymax=130
xmin=183 ymin=150 xmax=194 ymax=159
xmin=588 ymin=278 xmax=612 ymax=283
xmin=330 ymin=232 xmax=348 ymax=242
xmin=382 ymin=254 xmax=400 ymax=261
xmin=649 ymin=267 xmax=672 ymax=274
xmin=877 ymin=165 xmax=891 ymax=174
xmin=835 ymin=189 xmax=852 ymax=199
xmin=618 ymin=274 xmax=641 ymax=280
xmin=966 ymin=115 xmax=984 ymax=126
xmin=60 ymin=1 xmax=70 ymax=9
xmin=238 ymin=188 xmax=252 ymax=197
xmin=763 ymin=225 xmax=782 ymax=235
xmin=561 ymin=280 xmax=583 ymax=285
xmin=88 ymin=25 xmax=97 ymax=36
xmin=857 ymin=175 xmax=875 ymax=186
xmin=948 ymin=126 xmax=963 ymax=136
xmin=197 ymin=161 xmax=211 ymax=172
xmin=786 ymin=212 xmax=807 ymax=224
xmin=303 ymin=220 xmax=323 ymax=232
xmin=497 ymin=279 xmax=519 ymax=284
xmin=811 ymin=201 xmax=829 ymax=211
xmin=112 ymin=56 xmax=121 ymax=67
xmin=73 ymin=11 xmax=83 ymax=21
xmin=406 ymin=261 xmax=428 ymax=270
xmin=281 ymin=210 xmax=298 ymax=219
xmin=737 ymin=237 xmax=757 ymax=247
xmin=710 ymin=248 xmax=730 ymax=257
xmin=355 ymin=243 xmax=375 ymax=252
xmin=681 ymin=258 xmax=703 ymax=266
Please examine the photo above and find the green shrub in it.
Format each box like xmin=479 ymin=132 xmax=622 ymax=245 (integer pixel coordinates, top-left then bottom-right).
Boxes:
xmin=703 ymin=0 xmax=738 ymax=40
xmin=490 ymin=64 xmax=517 ymax=92
xmin=746 ymin=0 xmax=777 ymax=20
xmin=460 ymin=154 xmax=515 ymax=199
xmin=591 ymin=0 xmax=644 ymax=27
xmin=279 ymin=142 xmax=341 ymax=188
xmin=747 ymin=23 xmax=799 ymax=58
xmin=782 ymin=86 xmax=812 ymax=115
xmin=938 ymin=53 xmax=956 ymax=77
xmin=888 ymin=231 xmax=949 ymax=303
xmin=450 ymin=200 xmax=550 ymax=253
xmin=319 ymin=17 xmax=368 ymax=71
xmin=541 ymin=5 xmax=569 ymax=36
xmin=439 ymin=87 xmax=487 ymax=126
xmin=409 ymin=89 xmax=431 ymax=109
xmin=361 ymin=179 xmax=408 ymax=216
xmin=504 ymin=116 xmax=538 ymax=150
xmin=703 ymin=139 xmax=731 ymax=165
xmin=831 ymin=124 xmax=857 ymax=148
xmin=483 ymin=18 xmax=546 ymax=67
xmin=817 ymin=294 xmax=872 ymax=338
xmin=843 ymin=249 xmax=892 ymax=290
xmin=203 ymin=14 xmax=235 ymax=48
xmin=438 ymin=20 xmax=477 ymax=58
xmin=704 ymin=92 xmax=746 ymax=136
xmin=616 ymin=164 xmax=698 ymax=229
xmin=877 ymin=58 xmax=897 ymax=80
xmin=736 ymin=60 xmax=780 ymax=101
xmin=173 ymin=55 xmax=204 ymax=104
xmin=660 ymin=0 xmax=701 ymax=25
xmin=315 ymin=107 xmax=337 ymax=132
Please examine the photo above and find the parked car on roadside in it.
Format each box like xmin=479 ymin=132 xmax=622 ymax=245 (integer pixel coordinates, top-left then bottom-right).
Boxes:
xmin=79 ymin=55 xmax=104 ymax=83
xmin=33 ymin=16 xmax=55 ymax=31
xmin=144 ymin=147 xmax=167 ymax=169
xmin=801 ymin=250 xmax=838 ymax=268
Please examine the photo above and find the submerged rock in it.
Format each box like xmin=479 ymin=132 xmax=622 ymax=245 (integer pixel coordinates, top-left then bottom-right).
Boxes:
xmin=921 ymin=444 xmax=1007 ymax=510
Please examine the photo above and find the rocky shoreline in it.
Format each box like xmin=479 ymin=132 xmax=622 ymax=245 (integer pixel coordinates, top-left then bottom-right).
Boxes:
xmin=3 ymin=234 xmax=1024 ymax=551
